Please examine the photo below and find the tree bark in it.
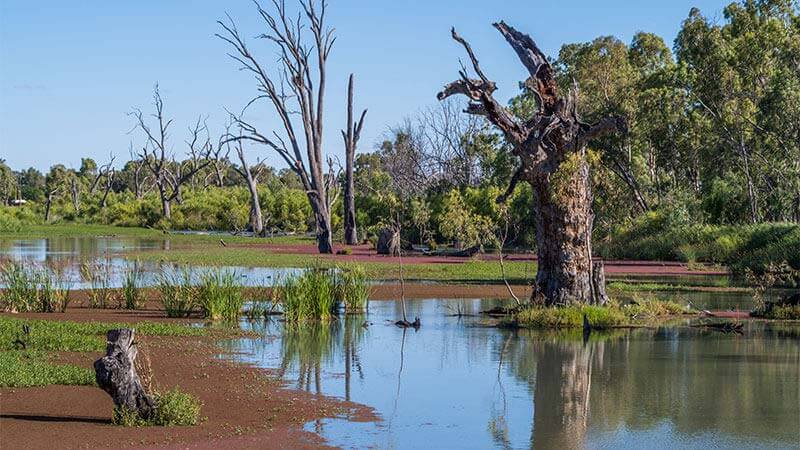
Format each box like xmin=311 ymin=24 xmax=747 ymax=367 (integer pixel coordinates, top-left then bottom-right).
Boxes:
xmin=311 ymin=198 xmax=334 ymax=254
xmin=342 ymin=74 xmax=367 ymax=246
xmin=94 ymin=329 xmax=155 ymax=420
xmin=438 ymin=22 xmax=626 ymax=306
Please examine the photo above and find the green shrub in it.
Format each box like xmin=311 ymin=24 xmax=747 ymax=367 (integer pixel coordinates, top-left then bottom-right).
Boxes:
xmin=113 ymin=387 xmax=202 ymax=427
xmin=157 ymin=270 xmax=196 ymax=318
xmin=197 ymin=270 xmax=244 ymax=321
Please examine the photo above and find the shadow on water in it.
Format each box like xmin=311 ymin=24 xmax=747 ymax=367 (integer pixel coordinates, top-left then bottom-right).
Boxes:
xmin=230 ymin=299 xmax=800 ymax=449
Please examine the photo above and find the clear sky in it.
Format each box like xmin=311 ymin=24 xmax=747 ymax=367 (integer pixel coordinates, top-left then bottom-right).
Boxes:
xmin=0 ymin=0 xmax=730 ymax=172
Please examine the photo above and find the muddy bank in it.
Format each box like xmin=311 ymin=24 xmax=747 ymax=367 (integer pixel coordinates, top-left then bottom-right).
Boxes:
xmin=0 ymin=311 xmax=376 ymax=449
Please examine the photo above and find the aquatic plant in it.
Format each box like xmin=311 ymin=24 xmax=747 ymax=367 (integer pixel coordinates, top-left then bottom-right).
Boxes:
xmin=157 ymin=269 xmax=196 ymax=318
xmin=510 ymin=298 xmax=692 ymax=329
xmin=122 ymin=264 xmax=143 ymax=310
xmin=80 ymin=259 xmax=115 ymax=309
xmin=334 ymin=265 xmax=370 ymax=313
xmin=197 ymin=270 xmax=244 ymax=322
xmin=277 ymin=267 xmax=337 ymax=322
xmin=0 ymin=263 xmax=71 ymax=313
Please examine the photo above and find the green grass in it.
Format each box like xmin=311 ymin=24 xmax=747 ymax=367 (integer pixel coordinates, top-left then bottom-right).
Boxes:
xmin=122 ymin=265 xmax=143 ymax=310
xmin=197 ymin=270 xmax=245 ymax=322
xmin=0 ymin=351 xmax=95 ymax=387
xmin=0 ymin=223 xmax=312 ymax=245
xmin=334 ymin=265 xmax=370 ymax=312
xmin=278 ymin=268 xmax=337 ymax=322
xmin=157 ymin=270 xmax=197 ymax=318
xmin=0 ymin=262 xmax=71 ymax=313
xmin=0 ymin=316 xmax=207 ymax=352
xmin=510 ymin=299 xmax=692 ymax=329
xmin=113 ymin=387 xmax=202 ymax=427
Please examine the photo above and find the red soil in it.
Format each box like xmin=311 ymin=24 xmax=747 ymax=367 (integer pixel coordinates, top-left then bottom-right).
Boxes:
xmin=0 ymin=309 xmax=376 ymax=450
xmin=238 ymin=241 xmax=729 ymax=276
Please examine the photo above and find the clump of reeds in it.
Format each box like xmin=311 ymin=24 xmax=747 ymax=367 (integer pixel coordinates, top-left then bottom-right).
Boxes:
xmin=277 ymin=267 xmax=337 ymax=322
xmin=244 ymin=279 xmax=280 ymax=320
xmin=277 ymin=264 xmax=371 ymax=321
xmin=157 ymin=269 xmax=196 ymax=318
xmin=334 ymin=265 xmax=370 ymax=313
xmin=80 ymin=259 xmax=114 ymax=309
xmin=122 ymin=263 xmax=143 ymax=310
xmin=197 ymin=270 xmax=244 ymax=322
xmin=0 ymin=262 xmax=71 ymax=313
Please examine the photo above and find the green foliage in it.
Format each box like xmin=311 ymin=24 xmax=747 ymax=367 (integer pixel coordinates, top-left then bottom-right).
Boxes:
xmin=0 ymin=351 xmax=95 ymax=387
xmin=197 ymin=270 xmax=244 ymax=321
xmin=0 ymin=206 xmax=38 ymax=232
xmin=761 ymin=305 xmax=800 ymax=320
xmin=114 ymin=388 xmax=202 ymax=427
xmin=157 ymin=269 xmax=197 ymax=318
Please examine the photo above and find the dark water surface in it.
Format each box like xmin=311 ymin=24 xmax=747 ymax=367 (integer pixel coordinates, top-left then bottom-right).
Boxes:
xmin=227 ymin=299 xmax=800 ymax=449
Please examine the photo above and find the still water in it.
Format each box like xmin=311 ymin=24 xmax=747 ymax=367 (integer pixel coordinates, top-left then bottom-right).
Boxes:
xmin=0 ymin=237 xmax=299 ymax=288
xmin=228 ymin=299 xmax=800 ymax=449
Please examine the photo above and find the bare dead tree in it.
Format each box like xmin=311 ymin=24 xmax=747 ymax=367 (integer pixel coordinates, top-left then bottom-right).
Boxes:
xmin=439 ymin=23 xmax=626 ymax=306
xmin=128 ymin=143 xmax=151 ymax=199
xmin=217 ymin=0 xmax=337 ymax=253
xmin=227 ymin=129 xmax=267 ymax=236
xmin=69 ymin=174 xmax=81 ymax=213
xmin=98 ymin=154 xmax=116 ymax=209
xmin=131 ymin=84 xmax=212 ymax=220
xmin=341 ymin=74 xmax=367 ymax=245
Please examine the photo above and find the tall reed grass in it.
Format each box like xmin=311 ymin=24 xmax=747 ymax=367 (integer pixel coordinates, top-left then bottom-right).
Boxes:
xmin=157 ymin=269 xmax=196 ymax=318
xmin=0 ymin=262 xmax=71 ymax=313
xmin=122 ymin=263 xmax=143 ymax=310
xmin=276 ymin=264 xmax=371 ymax=321
xmin=80 ymin=259 xmax=114 ymax=308
xmin=197 ymin=270 xmax=244 ymax=322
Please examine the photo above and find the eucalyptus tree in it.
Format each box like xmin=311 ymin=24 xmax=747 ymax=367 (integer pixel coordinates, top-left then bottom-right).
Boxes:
xmin=439 ymin=23 xmax=626 ymax=306
xmin=217 ymin=0 xmax=338 ymax=253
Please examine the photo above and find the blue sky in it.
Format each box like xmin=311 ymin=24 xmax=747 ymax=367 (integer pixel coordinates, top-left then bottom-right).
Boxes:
xmin=0 ymin=0 xmax=730 ymax=172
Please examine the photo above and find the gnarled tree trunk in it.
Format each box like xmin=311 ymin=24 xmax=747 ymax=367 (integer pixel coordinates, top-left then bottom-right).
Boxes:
xmin=94 ymin=329 xmax=155 ymax=420
xmin=438 ymin=22 xmax=626 ymax=306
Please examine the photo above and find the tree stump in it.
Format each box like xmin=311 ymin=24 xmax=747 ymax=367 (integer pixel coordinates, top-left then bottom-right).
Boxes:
xmin=376 ymin=228 xmax=400 ymax=256
xmin=94 ymin=329 xmax=155 ymax=420
xmin=591 ymin=261 xmax=610 ymax=305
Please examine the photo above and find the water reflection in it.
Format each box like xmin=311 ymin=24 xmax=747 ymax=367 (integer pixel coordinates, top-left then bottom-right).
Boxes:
xmin=0 ymin=237 xmax=300 ymax=288
xmin=232 ymin=299 xmax=800 ymax=449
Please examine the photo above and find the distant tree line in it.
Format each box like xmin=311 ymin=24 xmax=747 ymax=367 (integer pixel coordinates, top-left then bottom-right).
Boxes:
xmin=1 ymin=1 xmax=798 ymax=271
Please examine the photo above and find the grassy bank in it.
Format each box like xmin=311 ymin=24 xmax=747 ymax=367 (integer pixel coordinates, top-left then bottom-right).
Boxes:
xmin=0 ymin=316 xmax=209 ymax=387
xmin=508 ymin=299 xmax=692 ymax=329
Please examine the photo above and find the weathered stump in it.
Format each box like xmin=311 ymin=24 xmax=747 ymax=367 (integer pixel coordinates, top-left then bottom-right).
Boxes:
xmin=591 ymin=261 xmax=610 ymax=305
xmin=376 ymin=228 xmax=400 ymax=256
xmin=94 ymin=329 xmax=155 ymax=420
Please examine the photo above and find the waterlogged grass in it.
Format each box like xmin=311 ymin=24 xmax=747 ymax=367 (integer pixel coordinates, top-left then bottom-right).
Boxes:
xmin=197 ymin=271 xmax=245 ymax=322
xmin=0 ymin=262 xmax=71 ymax=313
xmin=335 ymin=265 xmax=370 ymax=312
xmin=278 ymin=268 xmax=337 ymax=322
xmin=510 ymin=299 xmax=692 ymax=329
xmin=113 ymin=387 xmax=203 ymax=427
xmin=0 ymin=316 xmax=206 ymax=352
xmin=157 ymin=270 xmax=197 ymax=318
xmin=0 ymin=351 xmax=95 ymax=387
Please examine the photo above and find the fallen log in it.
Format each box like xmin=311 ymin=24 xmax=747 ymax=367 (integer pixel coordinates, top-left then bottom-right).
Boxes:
xmin=94 ymin=329 xmax=155 ymax=420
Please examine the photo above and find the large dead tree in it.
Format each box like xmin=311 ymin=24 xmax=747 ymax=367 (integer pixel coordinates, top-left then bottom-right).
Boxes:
xmin=341 ymin=74 xmax=367 ymax=245
xmin=131 ymin=85 xmax=212 ymax=221
xmin=217 ymin=0 xmax=336 ymax=253
xmin=438 ymin=23 xmax=626 ymax=306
